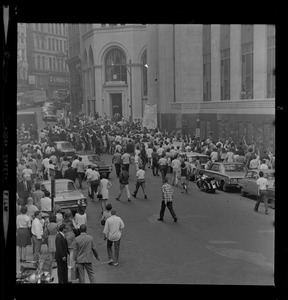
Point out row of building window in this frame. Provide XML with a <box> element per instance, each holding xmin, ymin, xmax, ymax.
<box><xmin>34</xmin><ymin>23</ymin><xmax>67</xmax><ymax>36</ymax></box>
<box><xmin>203</xmin><ymin>25</ymin><xmax>275</xmax><ymax>100</ymax></box>
<box><xmin>34</xmin><ymin>35</ymin><xmax>67</xmax><ymax>52</ymax></box>
<box><xmin>34</xmin><ymin>55</ymin><xmax>68</xmax><ymax>72</ymax></box>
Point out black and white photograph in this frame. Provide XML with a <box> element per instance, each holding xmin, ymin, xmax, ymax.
<box><xmin>2</xmin><ymin>3</ymin><xmax>287</xmax><ymax>299</ymax></box>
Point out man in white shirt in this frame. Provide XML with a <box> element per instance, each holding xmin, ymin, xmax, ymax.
<box><xmin>90</xmin><ymin>166</ymin><xmax>101</xmax><ymax>200</ymax></box>
<box><xmin>146</xmin><ymin>145</ymin><xmax>153</xmax><ymax>168</ymax></box>
<box><xmin>171</xmin><ymin>155</ymin><xmax>181</xmax><ymax>187</ymax></box>
<box><xmin>103</xmin><ymin>209</ymin><xmax>124</xmax><ymax>266</ymax></box>
<box><xmin>85</xmin><ymin>165</ymin><xmax>93</xmax><ymax>196</ymax></box>
<box><xmin>254</xmin><ymin>171</ymin><xmax>269</xmax><ymax>214</ymax></box>
<box><xmin>121</xmin><ymin>151</ymin><xmax>132</xmax><ymax>173</ymax></box>
<box><xmin>31</xmin><ymin>211</ymin><xmax>44</xmax><ymax>262</ymax></box>
<box><xmin>22</xmin><ymin>165</ymin><xmax>33</xmax><ymax>181</ymax></box>
<box><xmin>40</xmin><ymin>190</ymin><xmax>52</xmax><ymax>213</ymax></box>
<box><xmin>259</xmin><ymin>159</ymin><xmax>269</xmax><ymax>170</ymax></box>
<box><xmin>132</xmin><ymin>165</ymin><xmax>147</xmax><ymax>199</ymax></box>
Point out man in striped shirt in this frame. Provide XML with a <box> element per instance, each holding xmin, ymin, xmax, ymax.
<box><xmin>158</xmin><ymin>177</ymin><xmax>177</xmax><ymax>222</ymax></box>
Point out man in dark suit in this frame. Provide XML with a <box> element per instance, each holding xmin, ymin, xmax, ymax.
<box><xmin>63</xmin><ymin>163</ymin><xmax>76</xmax><ymax>182</ymax></box>
<box><xmin>55</xmin><ymin>223</ymin><xmax>69</xmax><ymax>283</ymax></box>
<box><xmin>17</xmin><ymin>176</ymin><xmax>32</xmax><ymax>205</ymax></box>
<box><xmin>54</xmin><ymin>166</ymin><xmax>63</xmax><ymax>179</ymax></box>
<box><xmin>74</xmin><ymin>224</ymin><xmax>100</xmax><ymax>283</ymax></box>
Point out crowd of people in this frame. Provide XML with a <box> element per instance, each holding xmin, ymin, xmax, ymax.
<box><xmin>16</xmin><ymin>111</ymin><xmax>275</xmax><ymax>283</ymax></box>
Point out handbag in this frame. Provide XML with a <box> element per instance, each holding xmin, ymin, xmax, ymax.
<box><xmin>97</xmin><ymin>193</ymin><xmax>103</xmax><ymax>199</ymax></box>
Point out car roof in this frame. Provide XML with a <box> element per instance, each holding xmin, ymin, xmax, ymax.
<box><xmin>180</xmin><ymin>152</ymin><xmax>208</xmax><ymax>157</ymax></box>
<box><xmin>249</xmin><ymin>169</ymin><xmax>274</xmax><ymax>173</ymax></box>
<box><xmin>40</xmin><ymin>179</ymin><xmax>73</xmax><ymax>184</ymax></box>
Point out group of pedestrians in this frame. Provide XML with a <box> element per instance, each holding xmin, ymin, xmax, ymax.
<box><xmin>17</xmin><ymin>109</ymin><xmax>275</xmax><ymax>283</ymax></box>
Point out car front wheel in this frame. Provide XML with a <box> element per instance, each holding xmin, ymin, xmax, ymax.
<box><xmin>222</xmin><ymin>181</ymin><xmax>229</xmax><ymax>192</ymax></box>
<box><xmin>240</xmin><ymin>188</ymin><xmax>247</xmax><ymax>197</ymax></box>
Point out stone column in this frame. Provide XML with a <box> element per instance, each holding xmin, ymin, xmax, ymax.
<box><xmin>230</xmin><ymin>25</ymin><xmax>242</xmax><ymax>100</ymax></box>
<box><xmin>253</xmin><ymin>25</ymin><xmax>267</xmax><ymax>99</ymax></box>
<box><xmin>211</xmin><ymin>25</ymin><xmax>221</xmax><ymax>101</ymax></box>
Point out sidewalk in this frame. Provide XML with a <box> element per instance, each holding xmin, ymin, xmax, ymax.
<box><xmin>16</xmin><ymin>243</ymin><xmax>79</xmax><ymax>284</ymax></box>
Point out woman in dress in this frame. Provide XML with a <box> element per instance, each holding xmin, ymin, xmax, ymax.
<box><xmin>16</xmin><ymin>205</ymin><xmax>32</xmax><ymax>263</ymax></box>
<box><xmin>62</xmin><ymin>209</ymin><xmax>76</xmax><ymax>268</ymax></box>
<box><xmin>98</xmin><ymin>173</ymin><xmax>112</xmax><ymax>214</ymax></box>
<box><xmin>46</xmin><ymin>214</ymin><xmax>58</xmax><ymax>272</ymax></box>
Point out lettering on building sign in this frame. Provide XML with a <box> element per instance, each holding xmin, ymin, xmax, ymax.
<box><xmin>49</xmin><ymin>76</ymin><xmax>69</xmax><ymax>84</ymax></box>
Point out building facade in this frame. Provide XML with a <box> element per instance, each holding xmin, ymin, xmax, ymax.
<box><xmin>147</xmin><ymin>24</ymin><xmax>275</xmax><ymax>152</ymax></box>
<box><xmin>17</xmin><ymin>23</ymin><xmax>29</xmax><ymax>93</ymax></box>
<box><xmin>79</xmin><ymin>24</ymin><xmax>148</xmax><ymax>120</ymax></box>
<box><xmin>26</xmin><ymin>23</ymin><xmax>70</xmax><ymax>99</ymax></box>
<box><xmin>67</xmin><ymin>24</ymin><xmax>83</xmax><ymax>114</ymax></box>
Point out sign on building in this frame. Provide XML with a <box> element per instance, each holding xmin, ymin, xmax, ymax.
<box><xmin>28</xmin><ymin>75</ymin><xmax>35</xmax><ymax>85</ymax></box>
<box><xmin>142</xmin><ymin>104</ymin><xmax>157</xmax><ymax>129</ymax></box>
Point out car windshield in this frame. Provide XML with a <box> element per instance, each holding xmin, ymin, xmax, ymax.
<box><xmin>87</xmin><ymin>155</ymin><xmax>101</xmax><ymax>162</ymax></box>
<box><xmin>264</xmin><ymin>172</ymin><xmax>275</xmax><ymax>180</ymax></box>
<box><xmin>60</xmin><ymin>142</ymin><xmax>73</xmax><ymax>149</ymax></box>
<box><xmin>224</xmin><ymin>164</ymin><xmax>247</xmax><ymax>172</ymax></box>
<box><xmin>42</xmin><ymin>181</ymin><xmax>76</xmax><ymax>193</ymax></box>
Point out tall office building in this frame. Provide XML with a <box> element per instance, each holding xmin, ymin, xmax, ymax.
<box><xmin>67</xmin><ymin>24</ymin><xmax>83</xmax><ymax>114</ymax></box>
<box><xmin>17</xmin><ymin>23</ymin><xmax>29</xmax><ymax>93</ymax></box>
<box><xmin>26</xmin><ymin>23</ymin><xmax>70</xmax><ymax>99</ymax></box>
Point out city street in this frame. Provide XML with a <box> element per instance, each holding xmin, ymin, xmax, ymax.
<box><xmin>16</xmin><ymin>107</ymin><xmax>275</xmax><ymax>285</ymax></box>
<box><xmin>80</xmin><ymin>156</ymin><xmax>275</xmax><ymax>285</ymax></box>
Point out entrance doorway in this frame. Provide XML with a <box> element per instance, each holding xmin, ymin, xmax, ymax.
<box><xmin>111</xmin><ymin>93</ymin><xmax>122</xmax><ymax>117</ymax></box>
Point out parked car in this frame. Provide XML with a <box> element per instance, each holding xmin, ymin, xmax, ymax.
<box><xmin>203</xmin><ymin>162</ymin><xmax>248</xmax><ymax>192</ymax></box>
<box><xmin>238</xmin><ymin>169</ymin><xmax>275</xmax><ymax>209</ymax></box>
<box><xmin>39</xmin><ymin>179</ymin><xmax>87</xmax><ymax>214</ymax></box>
<box><xmin>52</xmin><ymin>141</ymin><xmax>76</xmax><ymax>158</ymax></box>
<box><xmin>78</xmin><ymin>154</ymin><xmax>113</xmax><ymax>178</ymax></box>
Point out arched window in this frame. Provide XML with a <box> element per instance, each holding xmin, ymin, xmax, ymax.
<box><xmin>142</xmin><ymin>50</ymin><xmax>148</xmax><ymax>97</ymax></box>
<box><xmin>105</xmin><ymin>48</ymin><xmax>127</xmax><ymax>82</ymax></box>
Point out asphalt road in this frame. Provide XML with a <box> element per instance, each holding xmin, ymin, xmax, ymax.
<box><xmin>16</xmin><ymin>105</ymin><xmax>275</xmax><ymax>285</ymax></box>
<box><xmin>80</xmin><ymin>154</ymin><xmax>274</xmax><ymax>285</ymax></box>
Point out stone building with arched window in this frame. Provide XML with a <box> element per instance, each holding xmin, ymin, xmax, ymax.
<box><xmin>79</xmin><ymin>24</ymin><xmax>148</xmax><ymax>120</ymax></box>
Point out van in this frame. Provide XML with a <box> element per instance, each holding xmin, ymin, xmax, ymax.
<box><xmin>17</xmin><ymin>111</ymin><xmax>38</xmax><ymax>129</ymax></box>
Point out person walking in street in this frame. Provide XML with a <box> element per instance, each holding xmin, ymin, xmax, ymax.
<box><xmin>171</xmin><ymin>154</ymin><xmax>181</xmax><ymax>187</ymax></box>
<box><xmin>31</xmin><ymin>210</ymin><xmax>44</xmax><ymax>262</ymax></box>
<box><xmin>103</xmin><ymin>209</ymin><xmax>124</xmax><ymax>266</ymax></box>
<box><xmin>112</xmin><ymin>149</ymin><xmax>122</xmax><ymax>177</ymax></box>
<box><xmin>115</xmin><ymin>165</ymin><xmax>131</xmax><ymax>202</ymax></box>
<box><xmin>98</xmin><ymin>173</ymin><xmax>112</xmax><ymax>214</ymax></box>
<box><xmin>132</xmin><ymin>165</ymin><xmax>147</xmax><ymax>199</ymax></box>
<box><xmin>158</xmin><ymin>177</ymin><xmax>178</xmax><ymax>222</ymax></box>
<box><xmin>46</xmin><ymin>214</ymin><xmax>58</xmax><ymax>273</ymax></box>
<box><xmin>254</xmin><ymin>171</ymin><xmax>269</xmax><ymax>214</ymax></box>
<box><xmin>121</xmin><ymin>150</ymin><xmax>132</xmax><ymax>172</ymax></box>
<box><xmin>90</xmin><ymin>166</ymin><xmax>101</xmax><ymax>200</ymax></box>
<box><xmin>101</xmin><ymin>203</ymin><xmax>112</xmax><ymax>226</ymax></box>
<box><xmin>55</xmin><ymin>223</ymin><xmax>69</xmax><ymax>284</ymax></box>
<box><xmin>17</xmin><ymin>205</ymin><xmax>32</xmax><ymax>263</ymax></box>
<box><xmin>76</xmin><ymin>156</ymin><xmax>85</xmax><ymax>189</ymax></box>
<box><xmin>151</xmin><ymin>148</ymin><xmax>159</xmax><ymax>176</ymax></box>
<box><xmin>74</xmin><ymin>224</ymin><xmax>100</xmax><ymax>283</ymax></box>
<box><xmin>158</xmin><ymin>153</ymin><xmax>168</xmax><ymax>183</ymax></box>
